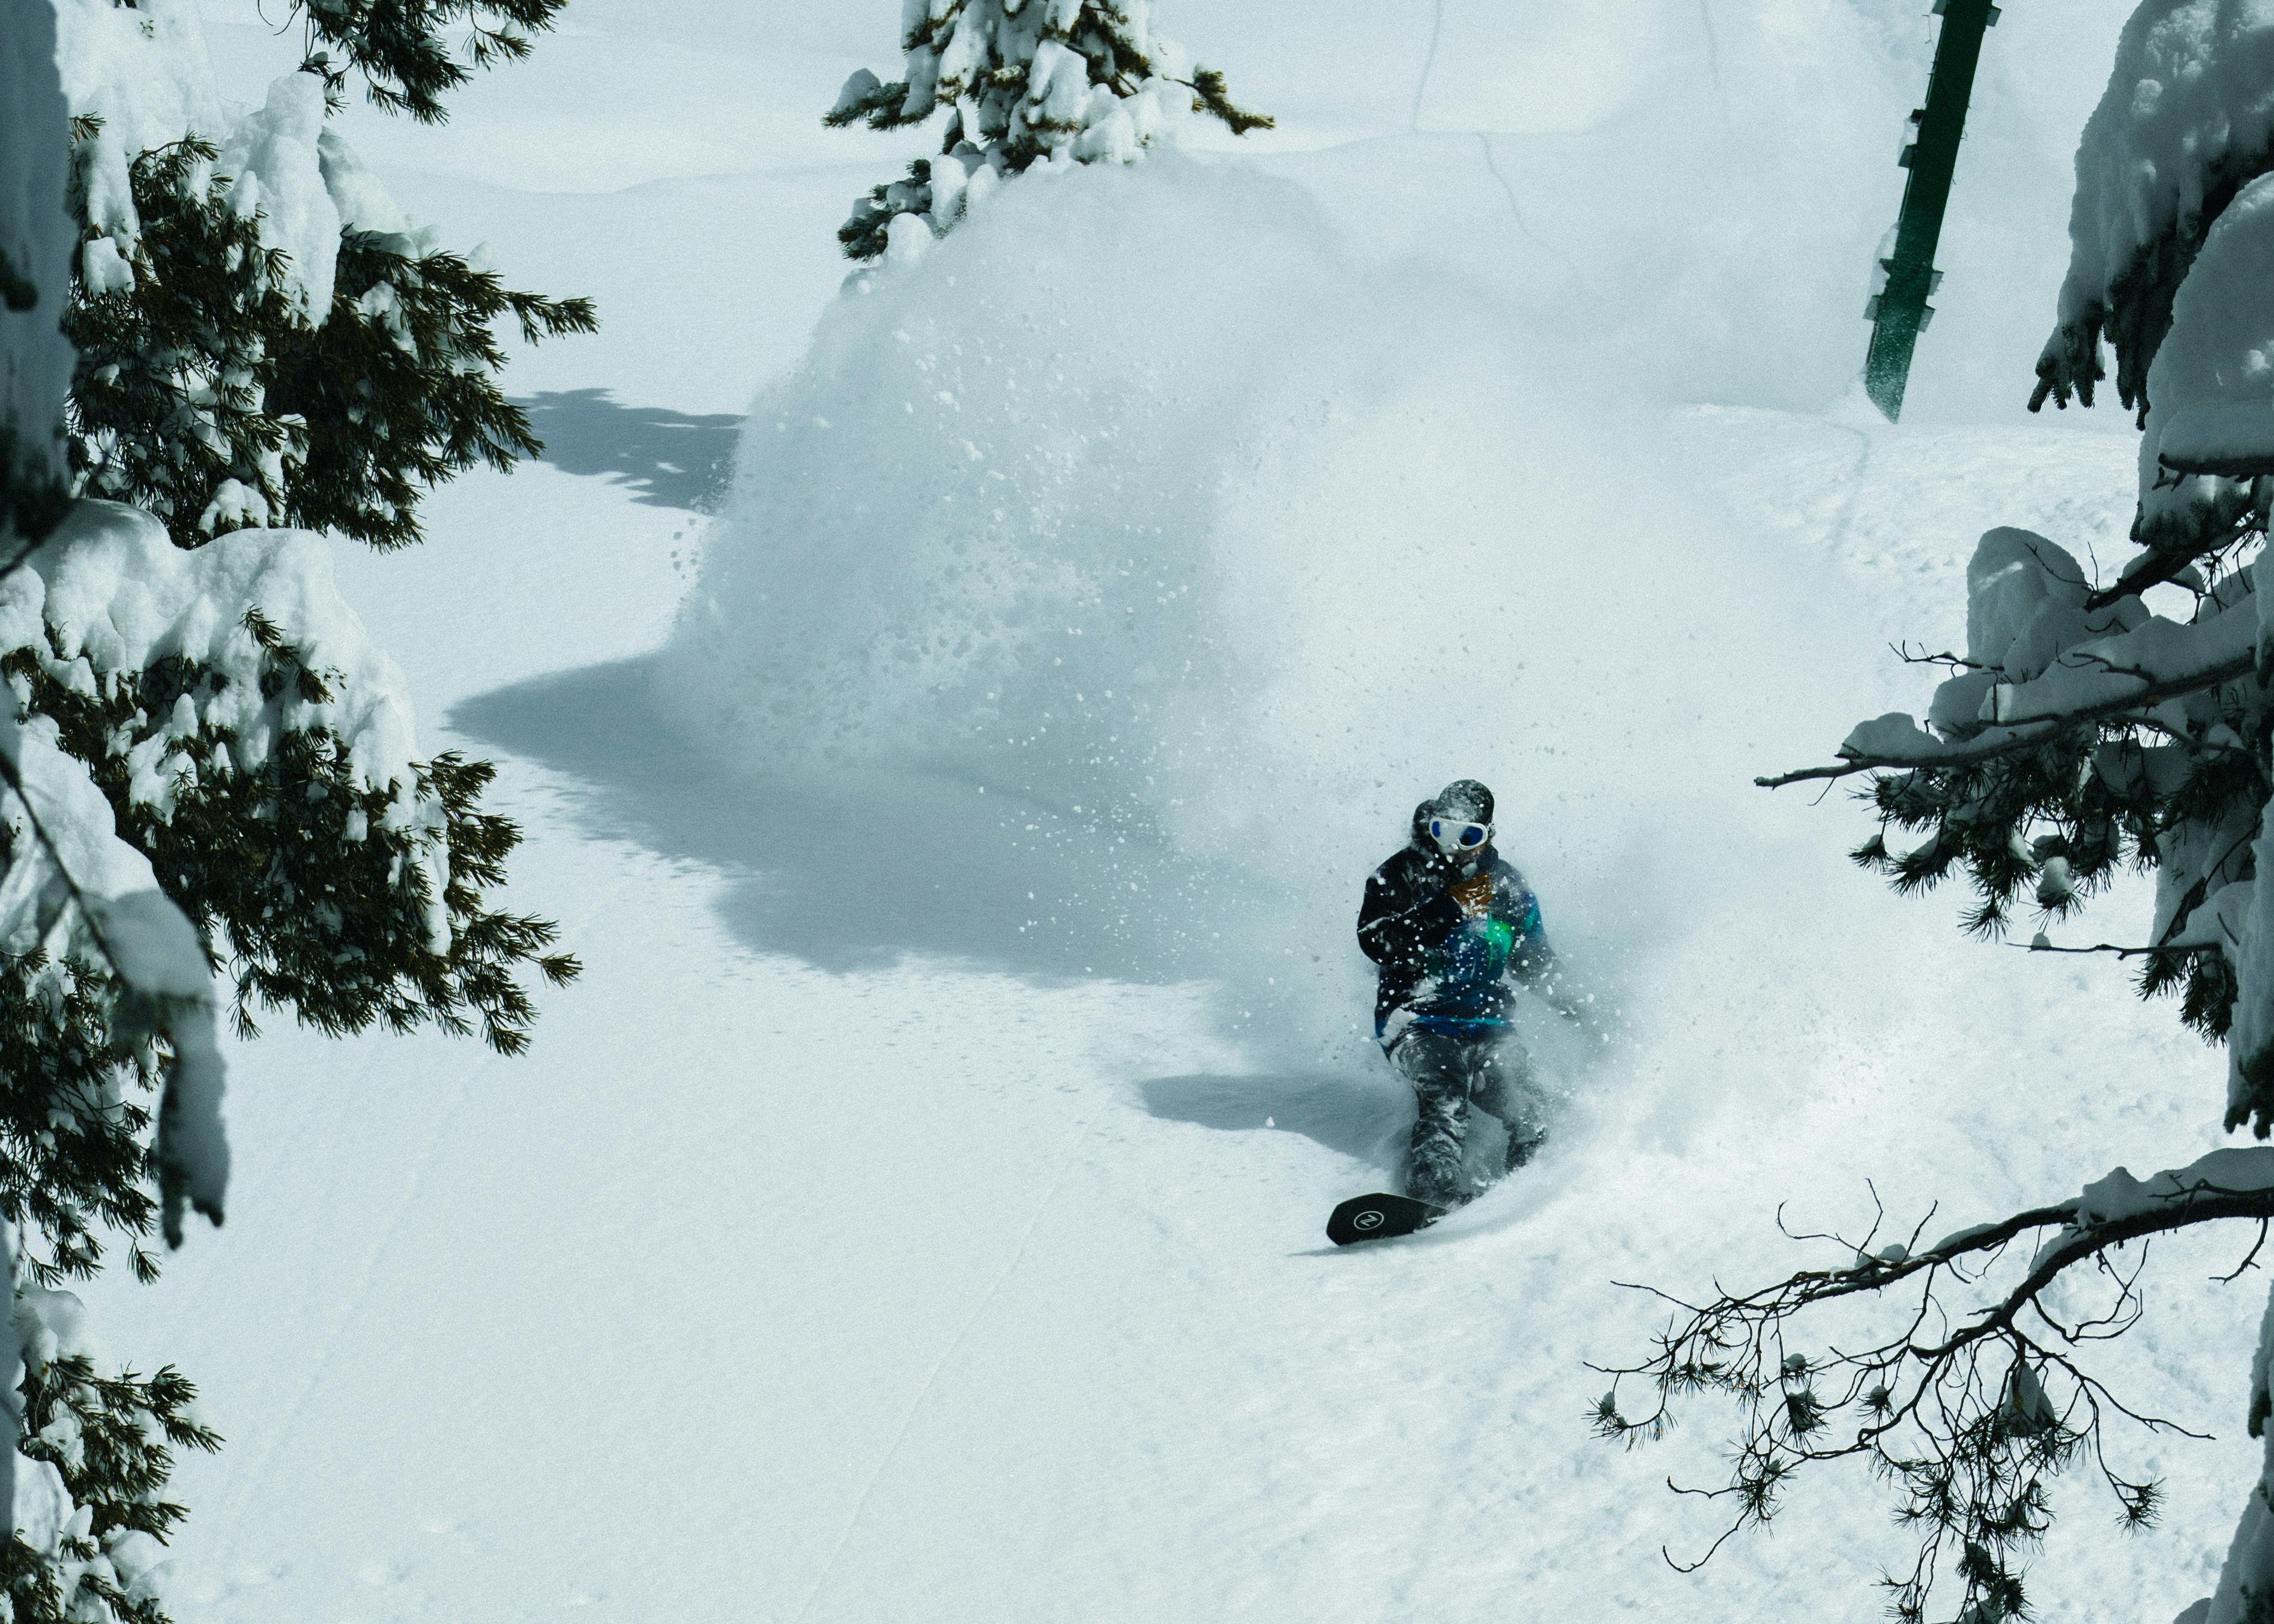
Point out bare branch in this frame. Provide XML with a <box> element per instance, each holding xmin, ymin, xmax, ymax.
<box><xmin>1596</xmin><ymin>1155</ymin><xmax>2274</xmax><ymax>1622</ymax></box>
<box><xmin>1892</xmin><ymin>643</ymin><xmax>1991</xmax><ymax>672</ymax></box>
<box><xmin>2212</xmin><ymin>1219</ymin><xmax>2270</xmax><ymax>1285</ymax></box>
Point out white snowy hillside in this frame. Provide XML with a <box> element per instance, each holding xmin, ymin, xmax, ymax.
<box><xmin>72</xmin><ymin>1</ymin><xmax>2271</xmax><ymax>1620</ymax></box>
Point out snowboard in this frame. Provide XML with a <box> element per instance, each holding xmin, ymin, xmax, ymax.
<box><xmin>1326</xmin><ymin>1192</ymin><xmax>1447</xmax><ymax>1247</ymax></box>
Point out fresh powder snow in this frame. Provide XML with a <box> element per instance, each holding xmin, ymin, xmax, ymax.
<box><xmin>53</xmin><ymin>2</ymin><xmax>2274</xmax><ymax>1622</ymax></box>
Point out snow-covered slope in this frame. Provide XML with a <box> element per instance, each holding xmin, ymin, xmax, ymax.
<box><xmin>77</xmin><ymin>2</ymin><xmax>2264</xmax><ymax>1620</ymax></box>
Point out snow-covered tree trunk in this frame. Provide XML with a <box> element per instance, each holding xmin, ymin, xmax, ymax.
<box><xmin>0</xmin><ymin>0</ymin><xmax>75</xmax><ymax>1541</ymax></box>
<box><xmin>4</xmin><ymin>0</ymin><xmax>76</xmax><ymax>561</ymax></box>
<box><xmin>3</xmin><ymin>8</ymin><xmax>237</xmax><ymax>1619</ymax></box>
<box><xmin>2199</xmin><ymin>1277</ymin><xmax>2274</xmax><ymax>1620</ymax></box>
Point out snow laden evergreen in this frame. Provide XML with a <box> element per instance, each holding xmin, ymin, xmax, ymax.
<box><xmin>825</xmin><ymin>0</ymin><xmax>1271</xmax><ymax>262</ymax></box>
<box><xmin>2</xmin><ymin>8</ymin><xmax>234</xmax><ymax>1624</ymax></box>
<box><xmin>2031</xmin><ymin>0</ymin><xmax>2274</xmax><ymax>427</ymax></box>
<box><xmin>40</xmin><ymin>0</ymin><xmax>587</xmax><ymax>1053</ymax></box>
<box><xmin>0</xmin><ymin>5</ymin><xmax>582</xmax><ymax>1624</ymax></box>
<box><xmin>1601</xmin><ymin>6</ymin><xmax>2274</xmax><ymax>1622</ymax></box>
<box><xmin>59</xmin><ymin>12</ymin><xmax>595</xmax><ymax>551</ymax></box>
<box><xmin>289</xmin><ymin>0</ymin><xmax>566</xmax><ymax>125</ymax></box>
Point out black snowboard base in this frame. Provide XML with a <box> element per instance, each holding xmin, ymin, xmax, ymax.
<box><xmin>1327</xmin><ymin>1192</ymin><xmax>1449</xmax><ymax>1247</ymax></box>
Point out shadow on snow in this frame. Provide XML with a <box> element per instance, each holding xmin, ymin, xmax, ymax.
<box><xmin>448</xmin><ymin>655</ymin><xmax>1286</xmax><ymax>990</ymax></box>
<box><xmin>514</xmin><ymin>389</ymin><xmax>743</xmax><ymax>513</ymax></box>
<box><xmin>1139</xmin><ymin>1070</ymin><xmax>1412</xmax><ymax>1171</ymax></box>
<box><xmin>451</xmin><ymin>654</ymin><xmax>1410</xmax><ymax>1169</ymax></box>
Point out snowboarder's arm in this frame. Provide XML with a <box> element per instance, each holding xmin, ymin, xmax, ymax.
<box><xmin>1507</xmin><ymin>915</ymin><xmax>1561</xmax><ymax>990</ymax></box>
<box><xmin>1501</xmin><ymin>889</ymin><xmax>1599</xmax><ymax>1029</ymax></box>
<box><xmin>1356</xmin><ymin>867</ymin><xmax>1464</xmax><ymax>966</ymax></box>
<box><xmin>1523</xmin><ymin>942</ymin><xmax>1610</xmax><ymax>1038</ymax></box>
<box><xmin>1517</xmin><ymin>937</ymin><xmax>1600</xmax><ymax>1030</ymax></box>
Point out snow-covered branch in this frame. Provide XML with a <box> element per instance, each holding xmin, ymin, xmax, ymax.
<box><xmin>2031</xmin><ymin>0</ymin><xmax>2274</xmax><ymax>421</ymax></box>
<box><xmin>0</xmin><ymin>717</ymin><xmax>226</xmax><ymax>1247</ymax></box>
<box><xmin>1763</xmin><ymin>518</ymin><xmax>2274</xmax><ymax>1108</ymax></box>
<box><xmin>1758</xmin><ymin>647</ymin><xmax>2257</xmax><ymax>787</ymax></box>
<box><xmin>2</xmin><ymin>13</ymin><xmax>241</xmax><ymax>1620</ymax></box>
<box><xmin>1762</xmin><ymin>530</ymin><xmax>2261</xmax><ymax>789</ymax></box>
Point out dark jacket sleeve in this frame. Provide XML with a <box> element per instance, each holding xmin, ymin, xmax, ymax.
<box><xmin>1357</xmin><ymin>858</ymin><xmax>1465</xmax><ymax>968</ymax></box>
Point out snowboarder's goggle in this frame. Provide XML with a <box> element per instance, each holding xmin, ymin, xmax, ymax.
<box><xmin>1428</xmin><ymin>817</ymin><xmax>1492</xmax><ymax>852</ymax></box>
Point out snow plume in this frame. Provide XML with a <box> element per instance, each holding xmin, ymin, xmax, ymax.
<box><xmin>670</xmin><ymin>155</ymin><xmax>1886</xmax><ymax>1106</ymax></box>
<box><xmin>673</xmin><ymin>160</ymin><xmax>1343</xmax><ymax>804</ymax></box>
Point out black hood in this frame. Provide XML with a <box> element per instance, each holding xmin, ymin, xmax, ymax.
<box><xmin>1434</xmin><ymin>779</ymin><xmax>1494</xmax><ymax>823</ymax></box>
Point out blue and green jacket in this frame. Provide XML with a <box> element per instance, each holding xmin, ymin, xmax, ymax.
<box><xmin>1356</xmin><ymin>818</ymin><xmax>1555</xmax><ymax>1048</ymax></box>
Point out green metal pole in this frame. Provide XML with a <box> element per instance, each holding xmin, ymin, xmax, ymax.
<box><xmin>1864</xmin><ymin>0</ymin><xmax>2000</xmax><ymax>422</ymax></box>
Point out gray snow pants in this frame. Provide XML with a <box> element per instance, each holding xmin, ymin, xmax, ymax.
<box><xmin>1392</xmin><ymin>1026</ymin><xmax>1549</xmax><ymax>1208</ymax></box>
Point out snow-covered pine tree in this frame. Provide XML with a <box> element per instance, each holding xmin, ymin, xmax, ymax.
<box><xmin>62</xmin><ymin>4</ymin><xmax>595</xmax><ymax>553</ymax></box>
<box><xmin>1598</xmin><ymin>7</ymin><xmax>2274</xmax><ymax>1622</ymax></box>
<box><xmin>41</xmin><ymin>1</ymin><xmax>587</xmax><ymax>1054</ymax></box>
<box><xmin>0</xmin><ymin>5</ymin><xmax>585</xmax><ymax>1623</ymax></box>
<box><xmin>4</xmin><ymin>8</ymin><xmax>235</xmax><ymax>1622</ymax></box>
<box><xmin>825</xmin><ymin>0</ymin><xmax>1271</xmax><ymax>261</ymax></box>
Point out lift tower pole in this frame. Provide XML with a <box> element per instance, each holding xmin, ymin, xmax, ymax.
<box><xmin>1864</xmin><ymin>0</ymin><xmax>2001</xmax><ymax>421</ymax></box>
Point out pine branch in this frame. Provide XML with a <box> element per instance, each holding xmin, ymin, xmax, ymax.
<box><xmin>1183</xmin><ymin>67</ymin><xmax>1275</xmax><ymax>135</ymax></box>
<box><xmin>293</xmin><ymin>0</ymin><xmax>567</xmax><ymax>124</ymax></box>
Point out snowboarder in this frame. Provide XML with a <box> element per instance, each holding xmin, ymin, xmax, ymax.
<box><xmin>1356</xmin><ymin>779</ymin><xmax>1582</xmax><ymax>1209</ymax></box>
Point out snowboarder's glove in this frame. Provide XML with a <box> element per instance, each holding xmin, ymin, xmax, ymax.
<box><xmin>1449</xmin><ymin>874</ymin><xmax>1493</xmax><ymax>918</ymax></box>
